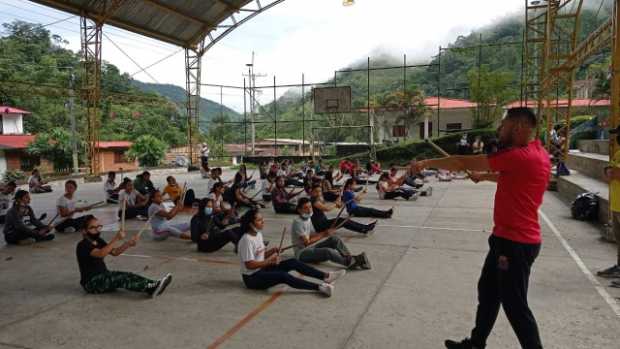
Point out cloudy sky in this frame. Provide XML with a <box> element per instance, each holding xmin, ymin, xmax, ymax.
<box><xmin>0</xmin><ymin>0</ymin><xmax>524</xmax><ymax>111</ymax></box>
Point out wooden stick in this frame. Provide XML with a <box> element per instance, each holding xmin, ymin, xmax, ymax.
<box><xmin>47</xmin><ymin>212</ymin><xmax>60</xmax><ymax>227</ymax></box>
<box><xmin>425</xmin><ymin>139</ymin><xmax>472</xmax><ymax>176</ymax></box>
<box><xmin>277</xmin><ymin>227</ymin><xmax>287</xmax><ymax>253</ymax></box>
<box><xmin>136</xmin><ymin>213</ymin><xmax>156</xmax><ymax>238</ymax></box>
<box><xmin>250</xmin><ymin>188</ymin><xmax>264</xmax><ymax>200</ymax></box>
<box><xmin>120</xmin><ymin>198</ymin><xmax>127</xmax><ymax>232</ymax></box>
<box><xmin>329</xmin><ymin>204</ymin><xmax>348</xmax><ymax>230</ymax></box>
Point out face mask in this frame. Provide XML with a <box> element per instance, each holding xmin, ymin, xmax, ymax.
<box><xmin>204</xmin><ymin>207</ymin><xmax>213</xmax><ymax>215</ymax></box>
<box><xmin>301</xmin><ymin>213</ymin><xmax>311</xmax><ymax>220</ymax></box>
<box><xmin>88</xmin><ymin>232</ymin><xmax>101</xmax><ymax>240</ymax></box>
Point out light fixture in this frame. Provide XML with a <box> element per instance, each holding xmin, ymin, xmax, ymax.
<box><xmin>343</xmin><ymin>0</ymin><xmax>355</xmax><ymax>6</ymax></box>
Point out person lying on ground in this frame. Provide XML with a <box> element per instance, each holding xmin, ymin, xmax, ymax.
<box><xmin>163</xmin><ymin>175</ymin><xmax>195</xmax><ymax>207</ymax></box>
<box><xmin>55</xmin><ymin>180</ymin><xmax>95</xmax><ymax>233</ymax></box>
<box><xmin>148</xmin><ymin>190</ymin><xmax>191</xmax><ymax>241</ymax></box>
<box><xmin>238</xmin><ymin>208</ymin><xmax>343</xmax><ymax>297</ymax></box>
<box><xmin>377</xmin><ymin>173</ymin><xmax>415</xmax><ymax>201</ymax></box>
<box><xmin>292</xmin><ymin>198</ymin><xmax>371</xmax><ymax>270</ymax></box>
<box><xmin>104</xmin><ymin>171</ymin><xmax>122</xmax><ymax>204</ymax></box>
<box><xmin>271</xmin><ymin>176</ymin><xmax>305</xmax><ymax>214</ymax></box>
<box><xmin>310</xmin><ymin>184</ymin><xmax>375</xmax><ymax>235</ymax></box>
<box><xmin>28</xmin><ymin>169</ymin><xmax>52</xmax><ymax>194</ymax></box>
<box><xmin>3</xmin><ymin>190</ymin><xmax>54</xmax><ymax>244</ymax></box>
<box><xmin>76</xmin><ymin>215</ymin><xmax>172</xmax><ymax>297</ymax></box>
<box><xmin>342</xmin><ymin>178</ymin><xmax>393</xmax><ymax>219</ymax></box>
<box><xmin>191</xmin><ymin>198</ymin><xmax>242</xmax><ymax>253</ymax></box>
<box><xmin>133</xmin><ymin>171</ymin><xmax>156</xmax><ymax>197</ymax></box>
<box><xmin>0</xmin><ymin>181</ymin><xmax>17</xmax><ymax>224</ymax></box>
<box><xmin>117</xmin><ymin>181</ymin><xmax>149</xmax><ymax>220</ymax></box>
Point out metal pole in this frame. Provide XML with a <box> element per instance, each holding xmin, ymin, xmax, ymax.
<box><xmin>274</xmin><ymin>75</ymin><xmax>277</xmax><ymax>157</ymax></box>
<box><xmin>437</xmin><ymin>46</ymin><xmax>442</xmax><ymax>138</ymax></box>
<box><xmin>302</xmin><ymin>73</ymin><xmax>305</xmax><ymax>157</ymax></box>
<box><xmin>367</xmin><ymin>57</ymin><xmax>372</xmax><ymax>160</ymax></box>
<box><xmin>68</xmin><ymin>72</ymin><xmax>79</xmax><ymax>174</ymax></box>
<box><xmin>404</xmin><ymin>53</ymin><xmax>407</xmax><ymax>140</ymax></box>
<box><xmin>243</xmin><ymin>78</ymin><xmax>247</xmax><ymax>157</ymax></box>
<box><xmin>477</xmin><ymin>33</ymin><xmax>482</xmax><ymax>126</ymax></box>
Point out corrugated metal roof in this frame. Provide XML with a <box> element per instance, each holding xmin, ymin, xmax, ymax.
<box><xmin>0</xmin><ymin>135</ymin><xmax>36</xmax><ymax>149</ymax></box>
<box><xmin>0</xmin><ymin>106</ymin><xmax>31</xmax><ymax>114</ymax></box>
<box><xmin>29</xmin><ymin>0</ymin><xmax>254</xmax><ymax>48</ymax></box>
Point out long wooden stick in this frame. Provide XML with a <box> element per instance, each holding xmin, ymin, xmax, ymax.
<box><xmin>329</xmin><ymin>204</ymin><xmax>348</xmax><ymax>230</ymax></box>
<box><xmin>277</xmin><ymin>227</ymin><xmax>287</xmax><ymax>253</ymax></box>
<box><xmin>425</xmin><ymin>139</ymin><xmax>472</xmax><ymax>176</ymax></box>
<box><xmin>47</xmin><ymin>212</ymin><xmax>60</xmax><ymax>227</ymax></box>
<box><xmin>120</xmin><ymin>198</ymin><xmax>127</xmax><ymax>232</ymax></box>
<box><xmin>136</xmin><ymin>213</ymin><xmax>157</xmax><ymax>238</ymax></box>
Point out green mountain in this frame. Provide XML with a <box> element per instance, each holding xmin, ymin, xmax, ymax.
<box><xmin>130</xmin><ymin>80</ymin><xmax>241</xmax><ymax>132</ymax></box>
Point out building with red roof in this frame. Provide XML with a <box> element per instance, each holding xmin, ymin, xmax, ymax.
<box><xmin>0</xmin><ymin>107</ymin><xmax>52</xmax><ymax>175</ymax></box>
<box><xmin>94</xmin><ymin>141</ymin><xmax>138</xmax><ymax>173</ymax></box>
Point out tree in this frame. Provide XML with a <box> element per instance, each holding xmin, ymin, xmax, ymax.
<box><xmin>127</xmin><ymin>135</ymin><xmax>167</xmax><ymax>167</ymax></box>
<box><xmin>468</xmin><ymin>66</ymin><xmax>517</xmax><ymax>128</ymax></box>
<box><xmin>27</xmin><ymin>127</ymin><xmax>78</xmax><ymax>170</ymax></box>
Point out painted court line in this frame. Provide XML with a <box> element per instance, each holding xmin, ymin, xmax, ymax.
<box><xmin>207</xmin><ymin>291</ymin><xmax>283</xmax><ymax>349</ymax></box>
<box><xmin>121</xmin><ymin>253</ymin><xmax>237</xmax><ymax>266</ymax></box>
<box><xmin>539</xmin><ymin>210</ymin><xmax>620</xmax><ymax>318</ymax></box>
<box><xmin>378</xmin><ymin>224</ymin><xmax>487</xmax><ymax>233</ymax></box>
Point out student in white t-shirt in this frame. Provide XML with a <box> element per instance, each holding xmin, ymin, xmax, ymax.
<box><xmin>237</xmin><ymin>209</ymin><xmax>340</xmax><ymax>297</ymax></box>
<box><xmin>103</xmin><ymin>171</ymin><xmax>121</xmax><ymax>203</ymax></box>
<box><xmin>118</xmin><ymin>181</ymin><xmax>148</xmax><ymax>220</ymax></box>
<box><xmin>147</xmin><ymin>190</ymin><xmax>190</xmax><ymax>241</ymax></box>
<box><xmin>55</xmin><ymin>180</ymin><xmax>93</xmax><ymax>233</ymax></box>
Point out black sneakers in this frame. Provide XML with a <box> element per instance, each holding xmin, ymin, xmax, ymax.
<box><xmin>597</xmin><ymin>265</ymin><xmax>620</xmax><ymax>279</ymax></box>
<box><xmin>445</xmin><ymin>338</ymin><xmax>481</xmax><ymax>349</ymax></box>
<box><xmin>151</xmin><ymin>273</ymin><xmax>173</xmax><ymax>299</ymax></box>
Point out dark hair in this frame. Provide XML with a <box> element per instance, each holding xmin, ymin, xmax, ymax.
<box><xmin>197</xmin><ymin>198</ymin><xmax>212</xmax><ymax>217</ymax></box>
<box><xmin>142</xmin><ymin>171</ymin><xmax>151</xmax><ymax>177</ymax></box>
<box><xmin>14</xmin><ymin>189</ymin><xmax>28</xmax><ymax>202</ymax></box>
<box><xmin>377</xmin><ymin>172</ymin><xmax>389</xmax><ymax>190</ymax></box>
<box><xmin>66</xmin><ymin>179</ymin><xmax>77</xmax><ymax>188</ymax></box>
<box><xmin>505</xmin><ymin>107</ymin><xmax>537</xmax><ymax>128</ymax></box>
<box><xmin>166</xmin><ymin>176</ymin><xmax>174</xmax><ymax>182</ymax></box>
<box><xmin>240</xmin><ymin>208</ymin><xmax>260</xmax><ymax>234</ymax></box>
<box><xmin>311</xmin><ymin>184</ymin><xmax>321</xmax><ymax>192</ymax></box>
<box><xmin>82</xmin><ymin>214</ymin><xmax>97</xmax><ymax>231</ymax></box>
<box><xmin>108</xmin><ymin>171</ymin><xmax>115</xmax><ymax>177</ymax></box>
<box><xmin>296</xmin><ymin>197</ymin><xmax>311</xmax><ymax>210</ymax></box>
<box><xmin>212</xmin><ymin>181</ymin><xmax>223</xmax><ymax>192</ymax></box>
<box><xmin>122</xmin><ymin>177</ymin><xmax>132</xmax><ymax>184</ymax></box>
<box><xmin>344</xmin><ymin>178</ymin><xmax>356</xmax><ymax>189</ymax></box>
<box><xmin>6</xmin><ymin>181</ymin><xmax>16</xmax><ymax>188</ymax></box>
<box><xmin>234</xmin><ymin>172</ymin><xmax>243</xmax><ymax>184</ymax></box>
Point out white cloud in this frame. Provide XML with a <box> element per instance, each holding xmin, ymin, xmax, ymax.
<box><xmin>1</xmin><ymin>0</ymin><xmax>524</xmax><ymax>111</ymax></box>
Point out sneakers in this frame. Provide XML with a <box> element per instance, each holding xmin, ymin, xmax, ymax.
<box><xmin>37</xmin><ymin>233</ymin><xmax>55</xmax><ymax>242</ymax></box>
<box><xmin>137</xmin><ymin>215</ymin><xmax>148</xmax><ymax>221</ymax></box>
<box><xmin>63</xmin><ymin>227</ymin><xmax>76</xmax><ymax>234</ymax></box>
<box><xmin>318</xmin><ymin>283</ymin><xmax>334</xmax><ymax>297</ymax></box>
<box><xmin>611</xmin><ymin>280</ymin><xmax>620</xmax><ymax>288</ymax></box>
<box><xmin>410</xmin><ymin>192</ymin><xmax>419</xmax><ymax>201</ymax></box>
<box><xmin>596</xmin><ymin>265</ymin><xmax>620</xmax><ymax>278</ymax></box>
<box><xmin>358</xmin><ymin>252</ymin><xmax>371</xmax><ymax>270</ymax></box>
<box><xmin>324</xmin><ymin>270</ymin><xmax>346</xmax><ymax>283</ymax></box>
<box><xmin>445</xmin><ymin>338</ymin><xmax>481</xmax><ymax>349</ymax></box>
<box><xmin>151</xmin><ymin>273</ymin><xmax>173</xmax><ymax>299</ymax></box>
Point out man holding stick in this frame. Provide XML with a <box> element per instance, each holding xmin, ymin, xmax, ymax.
<box><xmin>416</xmin><ymin>107</ymin><xmax>549</xmax><ymax>349</ymax></box>
<box><xmin>291</xmin><ymin>198</ymin><xmax>371</xmax><ymax>270</ymax></box>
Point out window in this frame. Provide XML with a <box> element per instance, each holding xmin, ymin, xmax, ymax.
<box><xmin>392</xmin><ymin>125</ymin><xmax>407</xmax><ymax>137</ymax></box>
<box><xmin>418</xmin><ymin>122</ymin><xmax>432</xmax><ymax>139</ymax></box>
<box><xmin>446</xmin><ymin>123</ymin><xmax>462</xmax><ymax>132</ymax></box>
<box><xmin>114</xmin><ymin>151</ymin><xmax>127</xmax><ymax>164</ymax></box>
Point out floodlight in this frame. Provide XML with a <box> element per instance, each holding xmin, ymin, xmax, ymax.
<box><xmin>343</xmin><ymin>0</ymin><xmax>355</xmax><ymax>6</ymax></box>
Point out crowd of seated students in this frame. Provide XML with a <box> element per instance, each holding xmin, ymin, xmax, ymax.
<box><xmin>0</xmin><ymin>157</ymin><xmax>438</xmax><ymax>299</ymax></box>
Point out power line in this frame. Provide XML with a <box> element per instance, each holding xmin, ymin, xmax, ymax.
<box><xmin>130</xmin><ymin>48</ymin><xmax>183</xmax><ymax>77</ymax></box>
<box><xmin>103</xmin><ymin>32</ymin><xmax>159</xmax><ymax>83</ymax></box>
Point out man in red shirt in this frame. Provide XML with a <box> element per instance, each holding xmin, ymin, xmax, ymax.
<box><xmin>416</xmin><ymin>107</ymin><xmax>549</xmax><ymax>349</ymax></box>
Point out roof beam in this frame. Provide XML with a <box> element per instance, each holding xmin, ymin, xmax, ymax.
<box><xmin>215</xmin><ymin>0</ymin><xmax>241</xmax><ymax>11</ymax></box>
<box><xmin>141</xmin><ymin>0</ymin><xmax>215</xmax><ymax>29</ymax></box>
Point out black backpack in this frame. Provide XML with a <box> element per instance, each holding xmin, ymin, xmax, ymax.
<box><xmin>571</xmin><ymin>192</ymin><xmax>599</xmax><ymax>221</ymax></box>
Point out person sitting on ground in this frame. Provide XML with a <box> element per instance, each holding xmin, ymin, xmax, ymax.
<box><xmin>472</xmin><ymin>135</ymin><xmax>485</xmax><ymax>155</ymax></box>
<box><xmin>237</xmin><ymin>208</ymin><xmax>341</xmax><ymax>297</ymax></box>
<box><xmin>238</xmin><ymin>164</ymin><xmax>256</xmax><ymax>189</ymax></box>
<box><xmin>206</xmin><ymin>168</ymin><xmax>220</xmax><ymax>194</ymax></box>
<box><xmin>403</xmin><ymin>160</ymin><xmax>425</xmax><ymax>188</ymax></box>
<box><xmin>225</xmin><ymin>173</ymin><xmax>264</xmax><ymax>210</ymax></box>
<box><xmin>104</xmin><ymin>171</ymin><xmax>122</xmax><ymax>204</ymax></box>
<box><xmin>191</xmin><ymin>198</ymin><xmax>242</xmax><ymax>253</ymax></box>
<box><xmin>342</xmin><ymin>178</ymin><xmax>393</xmax><ymax>218</ymax></box>
<box><xmin>292</xmin><ymin>198</ymin><xmax>371</xmax><ymax>270</ymax></box>
<box><xmin>309</xmin><ymin>184</ymin><xmax>376</xmax><ymax>235</ymax></box>
<box><xmin>3</xmin><ymin>190</ymin><xmax>55</xmax><ymax>244</ymax></box>
<box><xmin>133</xmin><ymin>171</ymin><xmax>155</xmax><ymax>197</ymax></box>
<box><xmin>261</xmin><ymin>173</ymin><xmax>276</xmax><ymax>202</ymax></box>
<box><xmin>55</xmin><ymin>180</ymin><xmax>94</xmax><ymax>233</ymax></box>
<box><xmin>163</xmin><ymin>176</ymin><xmax>195</xmax><ymax>207</ymax></box>
<box><xmin>28</xmin><ymin>169</ymin><xmax>52</xmax><ymax>193</ymax></box>
<box><xmin>272</xmin><ymin>176</ymin><xmax>304</xmax><ymax>214</ymax></box>
<box><xmin>0</xmin><ymin>181</ymin><xmax>17</xmax><ymax>224</ymax></box>
<box><xmin>320</xmin><ymin>173</ymin><xmax>341</xmax><ymax>202</ymax></box>
<box><xmin>148</xmin><ymin>190</ymin><xmax>191</xmax><ymax>241</ymax></box>
<box><xmin>377</xmin><ymin>172</ymin><xmax>415</xmax><ymax>201</ymax></box>
<box><xmin>118</xmin><ymin>181</ymin><xmax>149</xmax><ymax>220</ymax></box>
<box><xmin>209</xmin><ymin>182</ymin><xmax>239</xmax><ymax>226</ymax></box>
<box><xmin>76</xmin><ymin>214</ymin><xmax>172</xmax><ymax>297</ymax></box>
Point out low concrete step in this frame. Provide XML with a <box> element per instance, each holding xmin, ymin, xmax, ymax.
<box><xmin>566</xmin><ymin>150</ymin><xmax>608</xmax><ymax>182</ymax></box>
<box><xmin>556</xmin><ymin>169</ymin><xmax>615</xmax><ymax>242</ymax></box>
<box><xmin>577</xmin><ymin>139</ymin><xmax>608</xmax><ymax>156</ymax></box>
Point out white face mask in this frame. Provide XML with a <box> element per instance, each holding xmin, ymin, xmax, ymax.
<box><xmin>204</xmin><ymin>207</ymin><xmax>213</xmax><ymax>215</ymax></box>
<box><xmin>301</xmin><ymin>213</ymin><xmax>312</xmax><ymax>220</ymax></box>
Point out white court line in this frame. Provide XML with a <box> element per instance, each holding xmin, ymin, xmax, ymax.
<box><xmin>539</xmin><ymin>210</ymin><xmax>620</xmax><ymax>318</ymax></box>
<box><xmin>379</xmin><ymin>224</ymin><xmax>487</xmax><ymax>233</ymax></box>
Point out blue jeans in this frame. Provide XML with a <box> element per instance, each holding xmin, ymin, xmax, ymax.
<box><xmin>242</xmin><ymin>259</ymin><xmax>326</xmax><ymax>291</ymax></box>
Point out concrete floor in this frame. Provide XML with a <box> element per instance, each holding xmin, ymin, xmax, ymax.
<box><xmin>0</xmin><ymin>170</ymin><xmax>619</xmax><ymax>349</ymax></box>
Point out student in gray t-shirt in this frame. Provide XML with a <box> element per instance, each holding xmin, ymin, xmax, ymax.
<box><xmin>291</xmin><ymin>198</ymin><xmax>371</xmax><ymax>270</ymax></box>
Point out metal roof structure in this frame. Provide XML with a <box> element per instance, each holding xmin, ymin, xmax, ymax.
<box><xmin>29</xmin><ymin>0</ymin><xmax>281</xmax><ymax>50</ymax></box>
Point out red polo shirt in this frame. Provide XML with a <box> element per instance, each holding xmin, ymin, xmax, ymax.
<box><xmin>488</xmin><ymin>140</ymin><xmax>551</xmax><ymax>244</ymax></box>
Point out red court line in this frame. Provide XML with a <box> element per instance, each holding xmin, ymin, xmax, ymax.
<box><xmin>207</xmin><ymin>291</ymin><xmax>283</xmax><ymax>349</ymax></box>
